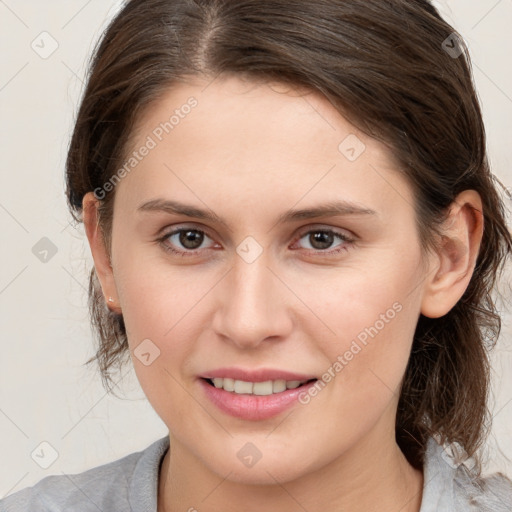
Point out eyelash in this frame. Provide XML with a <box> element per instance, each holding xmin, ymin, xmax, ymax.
<box><xmin>157</xmin><ymin>226</ymin><xmax>355</xmax><ymax>258</ymax></box>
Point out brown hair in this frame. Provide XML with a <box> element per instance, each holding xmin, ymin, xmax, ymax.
<box><xmin>66</xmin><ymin>0</ymin><xmax>512</xmax><ymax>470</ymax></box>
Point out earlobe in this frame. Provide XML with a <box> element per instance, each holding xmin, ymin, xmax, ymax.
<box><xmin>420</xmin><ymin>190</ymin><xmax>483</xmax><ymax>318</ymax></box>
<box><xmin>82</xmin><ymin>192</ymin><xmax>122</xmax><ymax>314</ymax></box>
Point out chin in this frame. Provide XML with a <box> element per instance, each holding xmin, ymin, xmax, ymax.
<box><xmin>202</xmin><ymin>442</ymin><xmax>318</xmax><ymax>486</ymax></box>
<box><xmin>219</xmin><ymin>462</ymin><xmax>305</xmax><ymax>486</ymax></box>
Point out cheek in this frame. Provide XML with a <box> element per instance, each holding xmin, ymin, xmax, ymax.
<box><xmin>113</xmin><ymin>239</ymin><xmax>188</xmax><ymax>326</ymax></box>
<box><xmin>292</xmin><ymin>278</ymin><xmax>420</xmax><ymax>456</ymax></box>
<box><xmin>299</xmin><ymin>256</ymin><xmax>423</xmax><ymax>400</ymax></box>
<box><xmin>113</xmin><ymin>257</ymin><xmax>204</xmax><ymax>417</ymax></box>
<box><xmin>112</xmin><ymin>249</ymin><xmax>219</xmax><ymax>367</ymax></box>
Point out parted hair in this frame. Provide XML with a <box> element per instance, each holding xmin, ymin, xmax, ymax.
<box><xmin>65</xmin><ymin>0</ymin><xmax>512</xmax><ymax>470</ymax></box>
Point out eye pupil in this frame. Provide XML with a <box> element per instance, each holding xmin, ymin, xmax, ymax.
<box><xmin>180</xmin><ymin>230</ymin><xmax>203</xmax><ymax>249</ymax></box>
<box><xmin>310</xmin><ymin>231</ymin><xmax>334</xmax><ymax>249</ymax></box>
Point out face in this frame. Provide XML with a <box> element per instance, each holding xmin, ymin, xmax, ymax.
<box><xmin>104</xmin><ymin>75</ymin><xmax>428</xmax><ymax>484</ymax></box>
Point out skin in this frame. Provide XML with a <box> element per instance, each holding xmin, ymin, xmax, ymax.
<box><xmin>83</xmin><ymin>75</ymin><xmax>483</xmax><ymax>512</ymax></box>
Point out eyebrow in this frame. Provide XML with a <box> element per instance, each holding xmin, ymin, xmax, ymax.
<box><xmin>137</xmin><ymin>198</ymin><xmax>377</xmax><ymax>230</ymax></box>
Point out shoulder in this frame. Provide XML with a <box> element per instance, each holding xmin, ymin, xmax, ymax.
<box><xmin>0</xmin><ymin>436</ymin><xmax>169</xmax><ymax>512</ymax></box>
<box><xmin>421</xmin><ymin>437</ymin><xmax>512</xmax><ymax>512</ymax></box>
<box><xmin>453</xmin><ymin>465</ymin><xmax>512</xmax><ymax>511</ymax></box>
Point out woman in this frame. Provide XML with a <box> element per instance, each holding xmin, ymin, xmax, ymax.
<box><xmin>2</xmin><ymin>0</ymin><xmax>511</xmax><ymax>510</ymax></box>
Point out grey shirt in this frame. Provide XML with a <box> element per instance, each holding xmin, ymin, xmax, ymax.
<box><xmin>1</xmin><ymin>436</ymin><xmax>511</xmax><ymax>511</ymax></box>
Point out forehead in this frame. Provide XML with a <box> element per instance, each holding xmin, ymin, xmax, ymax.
<box><xmin>116</xmin><ymin>75</ymin><xmax>414</xmax><ymax>221</ymax></box>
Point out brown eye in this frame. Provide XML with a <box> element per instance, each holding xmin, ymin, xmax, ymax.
<box><xmin>295</xmin><ymin>229</ymin><xmax>352</xmax><ymax>253</ymax></box>
<box><xmin>178</xmin><ymin>229</ymin><xmax>205</xmax><ymax>249</ymax></box>
<box><xmin>308</xmin><ymin>231</ymin><xmax>335</xmax><ymax>250</ymax></box>
<box><xmin>160</xmin><ymin>228</ymin><xmax>216</xmax><ymax>255</ymax></box>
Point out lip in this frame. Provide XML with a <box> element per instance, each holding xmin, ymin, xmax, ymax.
<box><xmin>198</xmin><ymin>368</ymin><xmax>318</xmax><ymax>421</ymax></box>
<box><xmin>200</xmin><ymin>367</ymin><xmax>317</xmax><ymax>382</ymax></box>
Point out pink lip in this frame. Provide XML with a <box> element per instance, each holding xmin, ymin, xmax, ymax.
<box><xmin>198</xmin><ymin>368</ymin><xmax>318</xmax><ymax>421</ymax></box>
<box><xmin>200</xmin><ymin>367</ymin><xmax>317</xmax><ymax>382</ymax></box>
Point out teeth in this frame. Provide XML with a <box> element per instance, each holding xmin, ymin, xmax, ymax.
<box><xmin>212</xmin><ymin>378</ymin><xmax>224</xmax><ymax>389</ymax></box>
<box><xmin>222</xmin><ymin>378</ymin><xmax>234</xmax><ymax>392</ymax></box>
<box><xmin>273</xmin><ymin>379</ymin><xmax>287</xmax><ymax>393</ymax></box>
<box><xmin>208</xmin><ymin>377</ymin><xmax>310</xmax><ymax>395</ymax></box>
<box><xmin>234</xmin><ymin>380</ymin><xmax>253</xmax><ymax>394</ymax></box>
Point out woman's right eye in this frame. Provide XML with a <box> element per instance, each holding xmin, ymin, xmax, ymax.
<box><xmin>159</xmin><ymin>228</ymin><xmax>217</xmax><ymax>256</ymax></box>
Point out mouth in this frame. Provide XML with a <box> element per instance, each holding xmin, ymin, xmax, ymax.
<box><xmin>199</xmin><ymin>376</ymin><xmax>319</xmax><ymax>420</ymax></box>
<box><xmin>201</xmin><ymin>377</ymin><xmax>318</xmax><ymax>395</ymax></box>
<box><xmin>198</xmin><ymin>367</ymin><xmax>319</xmax><ymax>420</ymax></box>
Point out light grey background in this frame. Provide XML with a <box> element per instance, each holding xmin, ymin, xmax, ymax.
<box><xmin>0</xmin><ymin>0</ymin><xmax>511</xmax><ymax>498</ymax></box>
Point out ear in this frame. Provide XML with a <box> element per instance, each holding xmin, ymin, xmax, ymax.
<box><xmin>420</xmin><ymin>190</ymin><xmax>484</xmax><ymax>318</ymax></box>
<box><xmin>82</xmin><ymin>192</ymin><xmax>122</xmax><ymax>314</ymax></box>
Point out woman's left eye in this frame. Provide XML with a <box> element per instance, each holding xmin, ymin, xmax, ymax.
<box><xmin>158</xmin><ymin>227</ymin><xmax>354</xmax><ymax>257</ymax></box>
<box><xmin>292</xmin><ymin>228</ymin><xmax>354</xmax><ymax>255</ymax></box>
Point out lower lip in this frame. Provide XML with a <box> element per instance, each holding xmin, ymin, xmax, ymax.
<box><xmin>199</xmin><ymin>378</ymin><xmax>317</xmax><ymax>421</ymax></box>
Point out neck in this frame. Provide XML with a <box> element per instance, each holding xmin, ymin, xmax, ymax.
<box><xmin>157</xmin><ymin>427</ymin><xmax>424</xmax><ymax>512</ymax></box>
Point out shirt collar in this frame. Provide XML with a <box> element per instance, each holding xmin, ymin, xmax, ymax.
<box><xmin>419</xmin><ymin>436</ymin><xmax>460</xmax><ymax>512</ymax></box>
<box><xmin>129</xmin><ymin>435</ymin><xmax>170</xmax><ymax>512</ymax></box>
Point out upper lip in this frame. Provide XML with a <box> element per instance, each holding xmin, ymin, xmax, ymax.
<box><xmin>200</xmin><ymin>367</ymin><xmax>318</xmax><ymax>382</ymax></box>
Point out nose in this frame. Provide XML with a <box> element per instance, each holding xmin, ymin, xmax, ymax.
<box><xmin>212</xmin><ymin>250</ymin><xmax>294</xmax><ymax>350</ymax></box>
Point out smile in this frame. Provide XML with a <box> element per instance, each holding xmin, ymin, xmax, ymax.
<box><xmin>205</xmin><ymin>377</ymin><xmax>316</xmax><ymax>395</ymax></box>
<box><xmin>199</xmin><ymin>376</ymin><xmax>318</xmax><ymax>421</ymax></box>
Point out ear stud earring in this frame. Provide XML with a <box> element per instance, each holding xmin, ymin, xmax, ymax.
<box><xmin>108</xmin><ymin>297</ymin><xmax>114</xmax><ymax>303</ymax></box>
